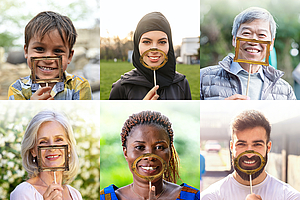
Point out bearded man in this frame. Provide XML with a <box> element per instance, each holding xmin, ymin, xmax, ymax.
<box><xmin>200</xmin><ymin>110</ymin><xmax>300</xmax><ymax>200</ymax></box>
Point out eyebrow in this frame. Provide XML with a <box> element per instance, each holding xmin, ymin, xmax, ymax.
<box><xmin>236</xmin><ymin>139</ymin><xmax>265</xmax><ymax>144</ymax></box>
<box><xmin>240</xmin><ymin>26</ymin><xmax>269</xmax><ymax>33</ymax></box>
<box><xmin>140</xmin><ymin>37</ymin><xmax>168</xmax><ymax>41</ymax></box>
<box><xmin>38</xmin><ymin>134</ymin><xmax>65</xmax><ymax>140</ymax></box>
<box><xmin>31</xmin><ymin>42</ymin><xmax>66</xmax><ymax>48</ymax></box>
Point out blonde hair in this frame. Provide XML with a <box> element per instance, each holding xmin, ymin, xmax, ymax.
<box><xmin>21</xmin><ymin>110</ymin><xmax>79</xmax><ymax>185</ymax></box>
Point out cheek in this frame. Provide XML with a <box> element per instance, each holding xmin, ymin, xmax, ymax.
<box><xmin>139</xmin><ymin>43</ymin><xmax>145</xmax><ymax>55</ymax></box>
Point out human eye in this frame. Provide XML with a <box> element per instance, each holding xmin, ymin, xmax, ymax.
<box><xmin>236</xmin><ymin>143</ymin><xmax>246</xmax><ymax>146</ymax></box>
<box><xmin>34</xmin><ymin>47</ymin><xmax>44</xmax><ymax>52</ymax></box>
<box><xmin>39</xmin><ymin>140</ymin><xmax>47</xmax><ymax>145</ymax></box>
<box><xmin>159</xmin><ymin>40</ymin><xmax>167</xmax><ymax>45</ymax></box>
<box><xmin>54</xmin><ymin>49</ymin><xmax>64</xmax><ymax>54</ymax></box>
<box><xmin>254</xmin><ymin>143</ymin><xmax>263</xmax><ymax>147</ymax></box>
<box><xmin>155</xmin><ymin>145</ymin><xmax>166</xmax><ymax>150</ymax></box>
<box><xmin>135</xmin><ymin>145</ymin><xmax>145</xmax><ymax>150</ymax></box>
<box><xmin>55</xmin><ymin>137</ymin><xmax>64</xmax><ymax>142</ymax></box>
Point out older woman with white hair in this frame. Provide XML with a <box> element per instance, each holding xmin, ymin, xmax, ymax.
<box><xmin>10</xmin><ymin>110</ymin><xmax>82</xmax><ymax>200</ymax></box>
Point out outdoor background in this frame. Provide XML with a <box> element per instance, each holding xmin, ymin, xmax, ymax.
<box><xmin>0</xmin><ymin>0</ymin><xmax>100</xmax><ymax>99</ymax></box>
<box><xmin>100</xmin><ymin>101</ymin><xmax>200</xmax><ymax>191</ymax></box>
<box><xmin>0</xmin><ymin>101</ymin><xmax>100</xmax><ymax>200</ymax></box>
<box><xmin>201</xmin><ymin>0</ymin><xmax>300</xmax><ymax>97</ymax></box>
<box><xmin>100</xmin><ymin>0</ymin><xmax>200</xmax><ymax>100</ymax></box>
<box><xmin>201</xmin><ymin>101</ymin><xmax>300</xmax><ymax>192</ymax></box>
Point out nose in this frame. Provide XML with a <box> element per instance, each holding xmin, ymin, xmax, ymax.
<box><xmin>142</xmin><ymin>156</ymin><xmax>157</xmax><ymax>162</ymax></box>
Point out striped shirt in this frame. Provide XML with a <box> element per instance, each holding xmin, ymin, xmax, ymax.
<box><xmin>8</xmin><ymin>72</ymin><xmax>92</xmax><ymax>100</ymax></box>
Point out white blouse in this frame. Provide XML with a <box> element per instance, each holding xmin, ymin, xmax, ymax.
<box><xmin>10</xmin><ymin>182</ymin><xmax>82</xmax><ymax>200</ymax></box>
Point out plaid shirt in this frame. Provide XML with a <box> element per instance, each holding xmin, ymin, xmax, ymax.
<box><xmin>8</xmin><ymin>72</ymin><xmax>92</xmax><ymax>100</ymax></box>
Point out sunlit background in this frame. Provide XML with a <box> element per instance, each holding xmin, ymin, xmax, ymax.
<box><xmin>0</xmin><ymin>101</ymin><xmax>100</xmax><ymax>199</ymax></box>
<box><xmin>201</xmin><ymin>0</ymin><xmax>300</xmax><ymax>99</ymax></box>
<box><xmin>0</xmin><ymin>0</ymin><xmax>100</xmax><ymax>99</ymax></box>
<box><xmin>200</xmin><ymin>101</ymin><xmax>300</xmax><ymax>192</ymax></box>
<box><xmin>100</xmin><ymin>101</ymin><xmax>200</xmax><ymax>190</ymax></box>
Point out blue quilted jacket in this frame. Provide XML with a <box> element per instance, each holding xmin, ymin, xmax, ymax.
<box><xmin>200</xmin><ymin>54</ymin><xmax>296</xmax><ymax>100</ymax></box>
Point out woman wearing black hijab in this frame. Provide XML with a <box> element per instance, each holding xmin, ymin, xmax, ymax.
<box><xmin>109</xmin><ymin>12</ymin><xmax>192</xmax><ymax>100</ymax></box>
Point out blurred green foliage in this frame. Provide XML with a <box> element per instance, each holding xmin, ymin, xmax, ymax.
<box><xmin>0</xmin><ymin>101</ymin><xmax>99</xmax><ymax>200</ymax></box>
<box><xmin>100</xmin><ymin>60</ymin><xmax>200</xmax><ymax>100</ymax></box>
<box><xmin>201</xmin><ymin>0</ymin><xmax>300</xmax><ymax>84</ymax></box>
<box><xmin>100</xmin><ymin>102</ymin><xmax>200</xmax><ymax>191</ymax></box>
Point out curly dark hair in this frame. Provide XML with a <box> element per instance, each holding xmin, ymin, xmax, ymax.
<box><xmin>121</xmin><ymin>110</ymin><xmax>180</xmax><ymax>183</ymax></box>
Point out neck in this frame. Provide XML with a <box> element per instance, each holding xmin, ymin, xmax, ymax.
<box><xmin>132</xmin><ymin>178</ymin><xmax>164</xmax><ymax>199</ymax></box>
<box><xmin>233</xmin><ymin>170</ymin><xmax>267</xmax><ymax>186</ymax></box>
<box><xmin>239</xmin><ymin>62</ymin><xmax>260</xmax><ymax>74</ymax></box>
<box><xmin>39</xmin><ymin>171</ymin><xmax>63</xmax><ymax>186</ymax></box>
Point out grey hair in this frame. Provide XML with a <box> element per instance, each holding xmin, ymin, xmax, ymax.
<box><xmin>232</xmin><ymin>7</ymin><xmax>277</xmax><ymax>40</ymax></box>
<box><xmin>21</xmin><ymin>110</ymin><xmax>79</xmax><ymax>185</ymax></box>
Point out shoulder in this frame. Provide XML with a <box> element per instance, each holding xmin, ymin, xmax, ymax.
<box><xmin>10</xmin><ymin>182</ymin><xmax>41</xmax><ymax>200</ymax></box>
<box><xmin>200</xmin><ymin>175</ymin><xmax>233</xmax><ymax>199</ymax></box>
<box><xmin>100</xmin><ymin>185</ymin><xmax>119</xmax><ymax>200</ymax></box>
<box><xmin>266</xmin><ymin>174</ymin><xmax>300</xmax><ymax>198</ymax></box>
<box><xmin>66</xmin><ymin>185</ymin><xmax>82</xmax><ymax>200</ymax></box>
<box><xmin>179</xmin><ymin>183</ymin><xmax>200</xmax><ymax>200</ymax></box>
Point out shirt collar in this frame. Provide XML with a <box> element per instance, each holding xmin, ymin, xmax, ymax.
<box><xmin>230</xmin><ymin>61</ymin><xmax>265</xmax><ymax>81</ymax></box>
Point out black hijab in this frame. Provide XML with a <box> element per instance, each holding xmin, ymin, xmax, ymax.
<box><xmin>132</xmin><ymin>12</ymin><xmax>176</xmax><ymax>88</ymax></box>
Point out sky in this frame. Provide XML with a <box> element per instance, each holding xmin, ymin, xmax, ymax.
<box><xmin>100</xmin><ymin>0</ymin><xmax>200</xmax><ymax>46</ymax></box>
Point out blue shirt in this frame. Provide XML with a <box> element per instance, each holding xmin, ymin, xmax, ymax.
<box><xmin>230</xmin><ymin>62</ymin><xmax>264</xmax><ymax>100</ymax></box>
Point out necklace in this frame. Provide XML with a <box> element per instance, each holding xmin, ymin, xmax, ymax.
<box><xmin>130</xmin><ymin>182</ymin><xmax>166</xmax><ymax>199</ymax></box>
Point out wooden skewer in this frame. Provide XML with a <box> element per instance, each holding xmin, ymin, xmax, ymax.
<box><xmin>246</xmin><ymin>64</ymin><xmax>252</xmax><ymax>97</ymax></box>
<box><xmin>54</xmin><ymin>171</ymin><xmax>56</xmax><ymax>184</ymax></box>
<box><xmin>250</xmin><ymin>174</ymin><xmax>253</xmax><ymax>194</ymax></box>
<box><xmin>153</xmin><ymin>70</ymin><xmax>157</xmax><ymax>94</ymax></box>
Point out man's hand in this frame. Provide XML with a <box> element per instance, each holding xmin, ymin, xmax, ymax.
<box><xmin>30</xmin><ymin>87</ymin><xmax>54</xmax><ymax>100</ymax></box>
<box><xmin>225</xmin><ymin>94</ymin><xmax>250</xmax><ymax>100</ymax></box>
<box><xmin>143</xmin><ymin>85</ymin><xmax>159</xmax><ymax>100</ymax></box>
<box><xmin>245</xmin><ymin>194</ymin><xmax>262</xmax><ymax>200</ymax></box>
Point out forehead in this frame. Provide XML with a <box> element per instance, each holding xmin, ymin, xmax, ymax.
<box><xmin>232</xmin><ymin>126</ymin><xmax>267</xmax><ymax>142</ymax></box>
<box><xmin>140</xmin><ymin>31</ymin><xmax>168</xmax><ymax>40</ymax></box>
<box><xmin>238</xmin><ymin>19</ymin><xmax>271</xmax><ymax>33</ymax></box>
<box><xmin>128</xmin><ymin>124</ymin><xmax>169</xmax><ymax>142</ymax></box>
<box><xmin>37</xmin><ymin>121</ymin><xmax>67</xmax><ymax>138</ymax></box>
<box><xmin>30</xmin><ymin>29</ymin><xmax>67</xmax><ymax>46</ymax></box>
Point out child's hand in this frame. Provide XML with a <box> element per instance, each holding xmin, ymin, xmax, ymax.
<box><xmin>143</xmin><ymin>85</ymin><xmax>159</xmax><ymax>100</ymax></box>
<box><xmin>30</xmin><ymin>87</ymin><xmax>54</xmax><ymax>100</ymax></box>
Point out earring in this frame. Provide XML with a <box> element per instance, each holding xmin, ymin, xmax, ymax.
<box><xmin>33</xmin><ymin>158</ymin><xmax>35</xmax><ymax>162</ymax></box>
<box><xmin>68</xmin><ymin>154</ymin><xmax>71</xmax><ymax>157</ymax></box>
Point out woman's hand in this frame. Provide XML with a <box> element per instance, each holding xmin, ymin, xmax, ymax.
<box><xmin>30</xmin><ymin>87</ymin><xmax>54</xmax><ymax>100</ymax></box>
<box><xmin>148</xmin><ymin>186</ymin><xmax>158</xmax><ymax>200</ymax></box>
<box><xmin>245</xmin><ymin>193</ymin><xmax>262</xmax><ymax>200</ymax></box>
<box><xmin>143</xmin><ymin>85</ymin><xmax>159</xmax><ymax>100</ymax></box>
<box><xmin>43</xmin><ymin>183</ymin><xmax>63</xmax><ymax>200</ymax></box>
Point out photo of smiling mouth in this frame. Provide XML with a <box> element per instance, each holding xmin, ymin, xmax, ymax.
<box><xmin>45</xmin><ymin>154</ymin><xmax>61</xmax><ymax>159</ymax></box>
<box><xmin>245</xmin><ymin>48</ymin><xmax>261</xmax><ymax>53</ymax></box>
<box><xmin>38</xmin><ymin>66</ymin><xmax>57</xmax><ymax>71</ymax></box>
<box><xmin>140</xmin><ymin>166</ymin><xmax>159</xmax><ymax>171</ymax></box>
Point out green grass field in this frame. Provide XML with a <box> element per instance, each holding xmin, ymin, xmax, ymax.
<box><xmin>100</xmin><ymin>60</ymin><xmax>200</xmax><ymax>100</ymax></box>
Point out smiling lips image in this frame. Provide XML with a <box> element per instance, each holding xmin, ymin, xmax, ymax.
<box><xmin>43</xmin><ymin>152</ymin><xmax>64</xmax><ymax>167</ymax></box>
<box><xmin>239</xmin><ymin>154</ymin><xmax>261</xmax><ymax>170</ymax></box>
<box><xmin>137</xmin><ymin>160</ymin><xmax>161</xmax><ymax>176</ymax></box>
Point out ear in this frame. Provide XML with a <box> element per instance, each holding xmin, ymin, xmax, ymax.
<box><xmin>267</xmin><ymin>141</ymin><xmax>272</xmax><ymax>153</ymax></box>
<box><xmin>270</xmin><ymin>38</ymin><xmax>275</xmax><ymax>51</ymax></box>
<box><xmin>230</xmin><ymin>140</ymin><xmax>233</xmax><ymax>152</ymax></box>
<box><xmin>24</xmin><ymin>45</ymin><xmax>28</xmax><ymax>59</ymax></box>
<box><xmin>30</xmin><ymin>148</ymin><xmax>37</xmax><ymax>158</ymax></box>
<box><xmin>67</xmin><ymin>50</ymin><xmax>74</xmax><ymax>64</ymax></box>
<box><xmin>123</xmin><ymin>146</ymin><xmax>128</xmax><ymax>161</ymax></box>
<box><xmin>232</xmin><ymin>36</ymin><xmax>236</xmax><ymax>47</ymax></box>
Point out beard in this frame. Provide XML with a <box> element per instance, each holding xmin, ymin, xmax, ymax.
<box><xmin>233</xmin><ymin>151</ymin><xmax>268</xmax><ymax>181</ymax></box>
